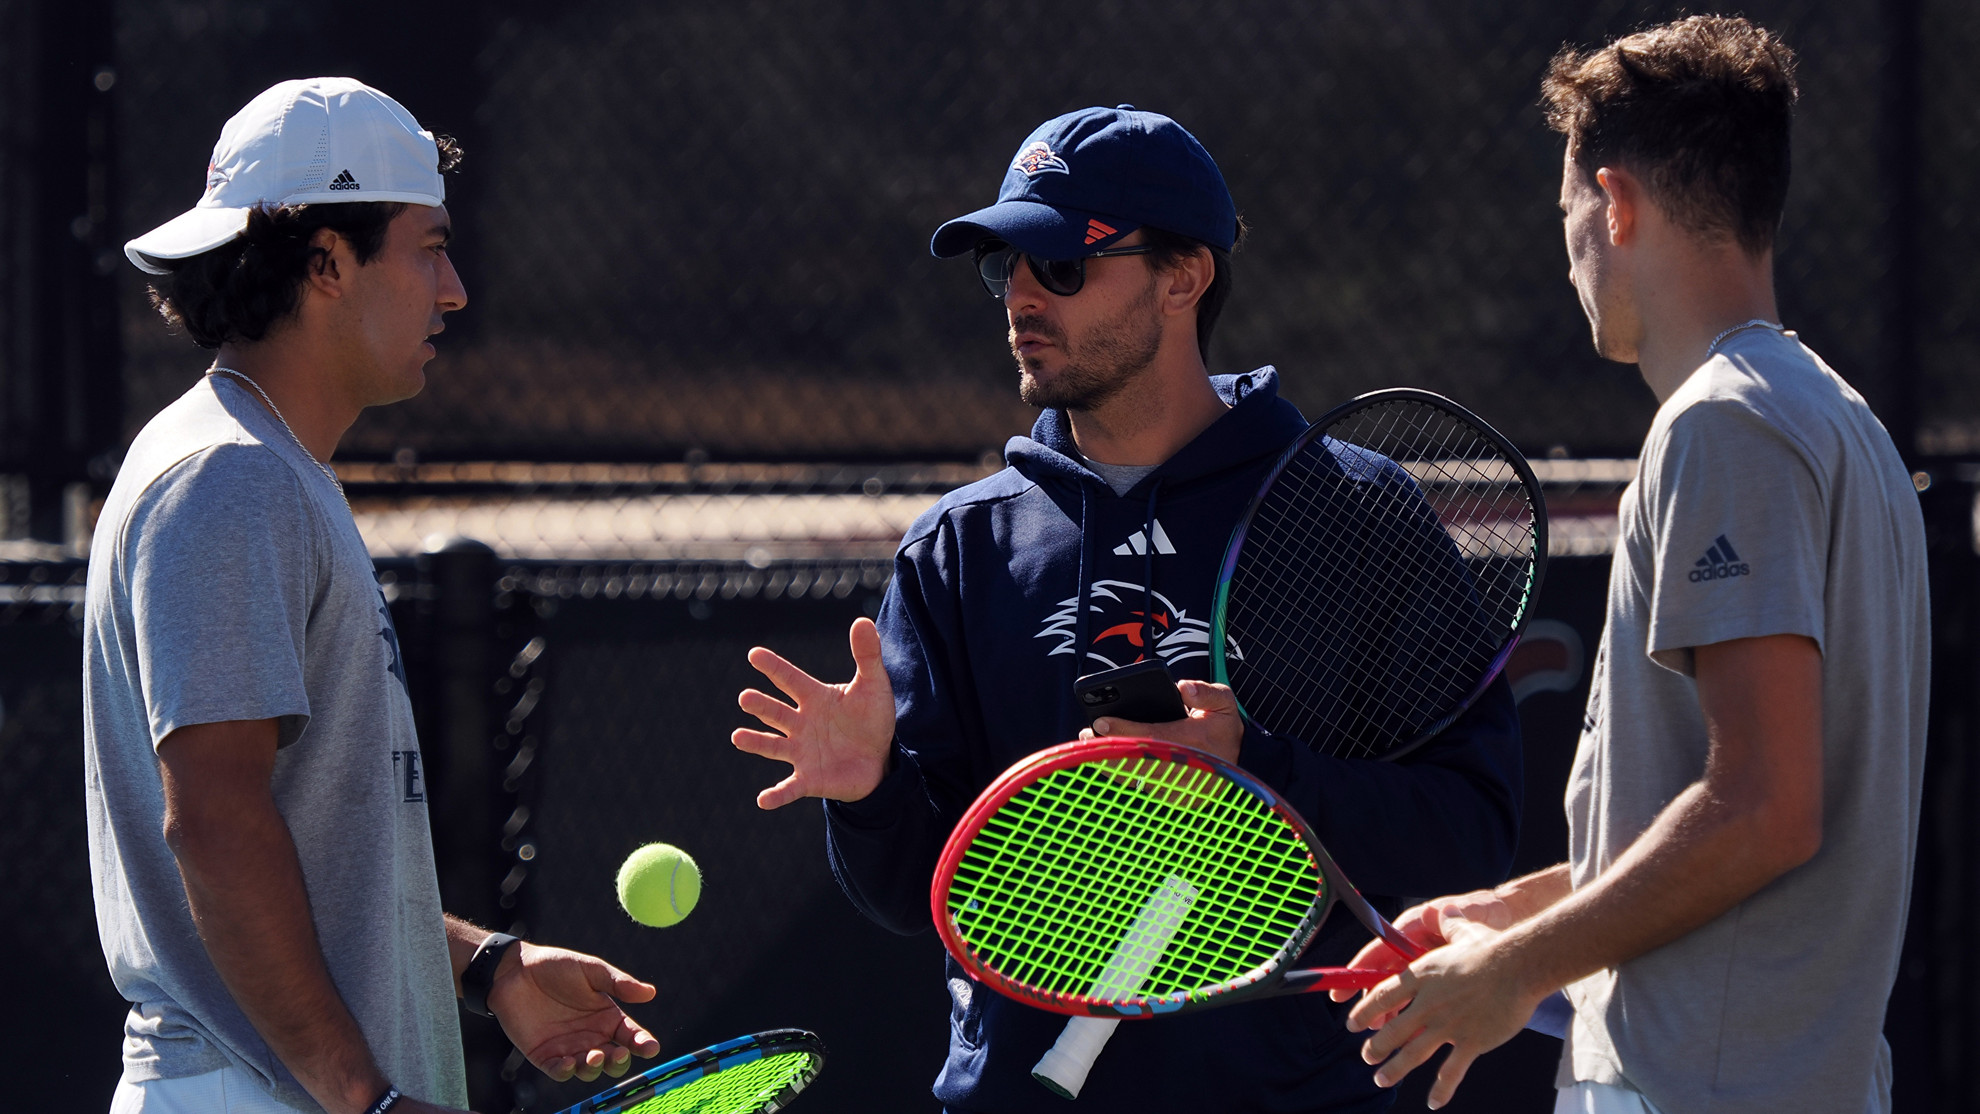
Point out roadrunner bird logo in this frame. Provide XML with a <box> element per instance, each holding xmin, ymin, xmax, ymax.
<box><xmin>1012</xmin><ymin>141</ymin><xmax>1070</xmax><ymax>177</ymax></box>
<box><xmin>1037</xmin><ymin>580</ymin><xmax>1216</xmax><ymax>670</ymax></box>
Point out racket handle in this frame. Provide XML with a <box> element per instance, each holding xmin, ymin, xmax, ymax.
<box><xmin>1032</xmin><ymin>1015</ymin><xmax>1121</xmax><ymax>1099</ymax></box>
<box><xmin>1280</xmin><ymin>966</ymin><xmax>1402</xmax><ymax>994</ymax></box>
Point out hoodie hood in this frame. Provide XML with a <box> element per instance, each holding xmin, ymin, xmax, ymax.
<box><xmin>1004</xmin><ymin>367</ymin><xmax>1309</xmax><ymax>495</ymax></box>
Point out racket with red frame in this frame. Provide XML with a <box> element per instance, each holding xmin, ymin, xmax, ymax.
<box><xmin>931</xmin><ymin>737</ymin><xmax>1426</xmax><ymax>1097</ymax></box>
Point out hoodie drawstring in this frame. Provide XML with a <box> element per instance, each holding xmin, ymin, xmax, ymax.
<box><xmin>1141</xmin><ymin>479</ymin><xmax>1163</xmax><ymax>664</ymax></box>
<box><xmin>1071</xmin><ymin>482</ymin><xmax>1095</xmax><ymax>680</ymax></box>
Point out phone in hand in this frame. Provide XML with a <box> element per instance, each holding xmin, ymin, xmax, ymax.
<box><xmin>1073</xmin><ymin>660</ymin><xmax>1188</xmax><ymax>727</ymax></box>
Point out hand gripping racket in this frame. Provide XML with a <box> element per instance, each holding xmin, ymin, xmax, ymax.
<box><xmin>1212</xmin><ymin>387</ymin><xmax>1547</xmax><ymax>759</ymax></box>
<box><xmin>551</xmin><ymin>1029</ymin><xmax>825</xmax><ymax>1114</ymax></box>
<box><xmin>931</xmin><ymin>737</ymin><xmax>1427</xmax><ymax>1098</ymax></box>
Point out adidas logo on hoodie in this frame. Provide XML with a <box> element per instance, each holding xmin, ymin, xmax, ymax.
<box><xmin>1687</xmin><ymin>534</ymin><xmax>1750</xmax><ymax>582</ymax></box>
<box><xmin>1113</xmin><ymin>520</ymin><xmax>1176</xmax><ymax>556</ymax></box>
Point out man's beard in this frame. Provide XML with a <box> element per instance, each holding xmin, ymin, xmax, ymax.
<box><xmin>1013</xmin><ymin>282</ymin><xmax>1163</xmax><ymax>411</ymax></box>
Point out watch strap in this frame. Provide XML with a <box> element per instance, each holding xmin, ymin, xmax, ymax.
<box><xmin>461</xmin><ymin>932</ymin><xmax>521</xmax><ymax>1018</ymax></box>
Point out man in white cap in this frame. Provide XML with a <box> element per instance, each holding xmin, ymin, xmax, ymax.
<box><xmin>90</xmin><ymin>78</ymin><xmax>660</xmax><ymax>1114</ymax></box>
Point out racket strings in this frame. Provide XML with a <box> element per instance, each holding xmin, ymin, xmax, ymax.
<box><xmin>947</xmin><ymin>756</ymin><xmax>1319</xmax><ymax>1003</ymax></box>
<box><xmin>618</xmin><ymin>1049</ymin><xmax>820</xmax><ymax>1114</ymax></box>
<box><xmin>958</xmin><ymin>764</ymin><xmax>1257</xmax><ymax>996</ymax></box>
<box><xmin>1222</xmin><ymin>400</ymin><xmax>1538</xmax><ymax>758</ymax></box>
<box><xmin>1234</xmin><ymin>463</ymin><xmax>1485</xmax><ymax>753</ymax></box>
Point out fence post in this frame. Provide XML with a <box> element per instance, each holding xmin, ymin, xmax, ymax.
<box><xmin>421</xmin><ymin>536</ymin><xmax>502</xmax><ymax>926</ymax></box>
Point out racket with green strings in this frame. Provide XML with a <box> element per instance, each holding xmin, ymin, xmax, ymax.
<box><xmin>551</xmin><ymin>1029</ymin><xmax>825</xmax><ymax>1114</ymax></box>
<box><xmin>930</xmin><ymin>737</ymin><xmax>1424</xmax><ymax>1098</ymax></box>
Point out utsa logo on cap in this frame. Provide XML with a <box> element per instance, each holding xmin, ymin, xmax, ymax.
<box><xmin>1012</xmin><ymin>141</ymin><xmax>1070</xmax><ymax>177</ymax></box>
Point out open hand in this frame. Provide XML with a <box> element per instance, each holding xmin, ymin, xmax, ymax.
<box><xmin>1078</xmin><ymin>678</ymin><xmax>1243</xmax><ymax>764</ymax></box>
<box><xmin>733</xmin><ymin>617</ymin><xmax>897</xmax><ymax>808</ymax></box>
<box><xmin>487</xmin><ymin>942</ymin><xmax>660</xmax><ymax>1083</ymax></box>
<box><xmin>1345</xmin><ymin>914</ymin><xmax>1543</xmax><ymax>1110</ymax></box>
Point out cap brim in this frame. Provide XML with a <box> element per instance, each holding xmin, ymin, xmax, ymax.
<box><xmin>124</xmin><ymin>206</ymin><xmax>254</xmax><ymax>274</ymax></box>
<box><xmin>930</xmin><ymin>199</ymin><xmax>1135</xmax><ymax>259</ymax></box>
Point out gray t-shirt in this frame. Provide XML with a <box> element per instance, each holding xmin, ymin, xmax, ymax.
<box><xmin>84</xmin><ymin>375</ymin><xmax>466</xmax><ymax>1110</ymax></box>
<box><xmin>1561</xmin><ymin>331</ymin><xmax>1928</xmax><ymax>1113</ymax></box>
<box><xmin>1083</xmin><ymin>457</ymin><xmax>1160</xmax><ymax>496</ymax></box>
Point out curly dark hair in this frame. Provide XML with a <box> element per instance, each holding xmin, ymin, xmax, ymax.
<box><xmin>1542</xmin><ymin>16</ymin><xmax>1797</xmax><ymax>256</ymax></box>
<box><xmin>1139</xmin><ymin>213</ymin><xmax>1248</xmax><ymax>362</ymax></box>
<box><xmin>148</xmin><ymin>134</ymin><xmax>463</xmax><ymax>348</ymax></box>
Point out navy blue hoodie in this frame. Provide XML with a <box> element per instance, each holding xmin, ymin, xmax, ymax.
<box><xmin>825</xmin><ymin>368</ymin><xmax>1521</xmax><ymax>1113</ymax></box>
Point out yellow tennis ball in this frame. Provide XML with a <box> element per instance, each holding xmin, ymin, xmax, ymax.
<box><xmin>616</xmin><ymin>843</ymin><xmax>701</xmax><ymax>928</ymax></box>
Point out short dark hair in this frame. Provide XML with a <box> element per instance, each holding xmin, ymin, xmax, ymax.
<box><xmin>1141</xmin><ymin>213</ymin><xmax>1248</xmax><ymax>361</ymax></box>
<box><xmin>149</xmin><ymin>134</ymin><xmax>463</xmax><ymax>348</ymax></box>
<box><xmin>1541</xmin><ymin>16</ymin><xmax>1797</xmax><ymax>255</ymax></box>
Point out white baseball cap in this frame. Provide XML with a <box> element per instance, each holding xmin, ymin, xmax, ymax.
<box><xmin>125</xmin><ymin>77</ymin><xmax>446</xmax><ymax>275</ymax></box>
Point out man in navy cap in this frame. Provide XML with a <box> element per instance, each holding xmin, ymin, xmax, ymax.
<box><xmin>733</xmin><ymin>107</ymin><xmax>1521</xmax><ymax>1111</ymax></box>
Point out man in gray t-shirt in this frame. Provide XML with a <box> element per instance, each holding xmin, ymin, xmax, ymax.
<box><xmin>92</xmin><ymin>79</ymin><xmax>662</xmax><ymax>1114</ymax></box>
<box><xmin>1338</xmin><ymin>19</ymin><xmax>1926</xmax><ymax>1114</ymax></box>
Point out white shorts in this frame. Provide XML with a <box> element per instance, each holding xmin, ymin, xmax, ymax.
<box><xmin>110</xmin><ymin>1066</ymin><xmax>302</xmax><ymax>1113</ymax></box>
<box><xmin>1555</xmin><ymin>1080</ymin><xmax>1666</xmax><ymax>1114</ymax></box>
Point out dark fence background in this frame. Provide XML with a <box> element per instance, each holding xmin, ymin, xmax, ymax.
<box><xmin>2</xmin><ymin>0</ymin><xmax>1977</xmax><ymax>1112</ymax></box>
<box><xmin>0</xmin><ymin>0</ymin><xmax>1975</xmax><ymax>521</ymax></box>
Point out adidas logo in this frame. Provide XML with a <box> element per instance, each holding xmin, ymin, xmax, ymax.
<box><xmin>1687</xmin><ymin>534</ymin><xmax>1750</xmax><ymax>582</ymax></box>
<box><xmin>1113</xmin><ymin>519</ymin><xmax>1176</xmax><ymax>556</ymax></box>
<box><xmin>327</xmin><ymin>169</ymin><xmax>361</xmax><ymax>191</ymax></box>
<box><xmin>1084</xmin><ymin>218</ymin><xmax>1118</xmax><ymax>246</ymax></box>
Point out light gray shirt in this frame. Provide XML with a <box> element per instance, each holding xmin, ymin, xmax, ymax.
<box><xmin>84</xmin><ymin>375</ymin><xmax>466</xmax><ymax>1110</ymax></box>
<box><xmin>1083</xmin><ymin>457</ymin><xmax>1159</xmax><ymax>497</ymax></box>
<box><xmin>1561</xmin><ymin>330</ymin><xmax>1928</xmax><ymax>1113</ymax></box>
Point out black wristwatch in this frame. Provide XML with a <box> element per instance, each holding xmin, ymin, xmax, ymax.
<box><xmin>461</xmin><ymin>932</ymin><xmax>521</xmax><ymax>1018</ymax></box>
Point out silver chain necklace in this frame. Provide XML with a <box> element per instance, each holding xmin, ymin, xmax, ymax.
<box><xmin>1705</xmin><ymin>318</ymin><xmax>1793</xmax><ymax>357</ymax></box>
<box><xmin>207</xmin><ymin>367</ymin><xmax>347</xmax><ymax>503</ymax></box>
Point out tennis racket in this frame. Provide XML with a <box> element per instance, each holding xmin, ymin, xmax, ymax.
<box><xmin>1212</xmin><ymin>387</ymin><xmax>1546</xmax><ymax>759</ymax></box>
<box><xmin>551</xmin><ymin>1029</ymin><xmax>826</xmax><ymax>1114</ymax></box>
<box><xmin>1033</xmin><ymin>389</ymin><xmax>1550</xmax><ymax>1093</ymax></box>
<box><xmin>932</xmin><ymin>737</ymin><xmax>1426</xmax><ymax>1098</ymax></box>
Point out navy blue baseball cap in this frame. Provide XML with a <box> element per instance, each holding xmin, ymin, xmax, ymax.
<box><xmin>930</xmin><ymin>105</ymin><xmax>1237</xmax><ymax>260</ymax></box>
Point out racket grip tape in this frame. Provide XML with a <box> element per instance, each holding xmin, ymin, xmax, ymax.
<box><xmin>1032</xmin><ymin>1016</ymin><xmax>1121</xmax><ymax>1099</ymax></box>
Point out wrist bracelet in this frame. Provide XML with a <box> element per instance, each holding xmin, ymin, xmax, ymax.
<box><xmin>362</xmin><ymin>1085</ymin><xmax>402</xmax><ymax>1114</ymax></box>
<box><xmin>461</xmin><ymin>931</ymin><xmax>521</xmax><ymax>1018</ymax></box>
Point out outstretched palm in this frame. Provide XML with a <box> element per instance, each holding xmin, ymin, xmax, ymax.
<box><xmin>488</xmin><ymin>943</ymin><xmax>659</xmax><ymax>1084</ymax></box>
<box><xmin>733</xmin><ymin>617</ymin><xmax>897</xmax><ymax>809</ymax></box>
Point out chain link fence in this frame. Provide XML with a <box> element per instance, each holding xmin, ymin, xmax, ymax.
<box><xmin>88</xmin><ymin>0</ymin><xmax>1972</xmax><ymax>477</ymax></box>
<box><xmin>5</xmin><ymin>2</ymin><xmax>1980</xmax><ymax>1111</ymax></box>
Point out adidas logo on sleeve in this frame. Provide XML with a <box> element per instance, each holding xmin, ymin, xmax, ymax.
<box><xmin>1687</xmin><ymin>534</ymin><xmax>1750</xmax><ymax>582</ymax></box>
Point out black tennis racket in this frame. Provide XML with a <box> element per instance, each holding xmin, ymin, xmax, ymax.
<box><xmin>1211</xmin><ymin>387</ymin><xmax>1546</xmax><ymax>759</ymax></box>
<box><xmin>552</xmin><ymin>1029</ymin><xmax>825</xmax><ymax>1114</ymax></box>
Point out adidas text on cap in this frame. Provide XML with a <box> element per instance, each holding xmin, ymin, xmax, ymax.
<box><xmin>930</xmin><ymin>105</ymin><xmax>1236</xmax><ymax>261</ymax></box>
<box><xmin>125</xmin><ymin>77</ymin><xmax>445</xmax><ymax>275</ymax></box>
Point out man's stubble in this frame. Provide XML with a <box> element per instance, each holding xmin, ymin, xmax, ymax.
<box><xmin>1012</xmin><ymin>277</ymin><xmax>1163</xmax><ymax>412</ymax></box>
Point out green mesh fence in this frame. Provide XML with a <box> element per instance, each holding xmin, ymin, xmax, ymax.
<box><xmin>618</xmin><ymin>1049</ymin><xmax>819</xmax><ymax>1114</ymax></box>
<box><xmin>945</xmin><ymin>754</ymin><xmax>1320</xmax><ymax>1004</ymax></box>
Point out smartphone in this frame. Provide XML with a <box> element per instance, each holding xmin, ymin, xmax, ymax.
<box><xmin>1073</xmin><ymin>660</ymin><xmax>1188</xmax><ymax>727</ymax></box>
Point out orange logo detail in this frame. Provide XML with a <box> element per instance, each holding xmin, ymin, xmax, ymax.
<box><xmin>1084</xmin><ymin>219</ymin><xmax>1118</xmax><ymax>246</ymax></box>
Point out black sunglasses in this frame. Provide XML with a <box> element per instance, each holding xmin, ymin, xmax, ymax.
<box><xmin>972</xmin><ymin>239</ymin><xmax>1156</xmax><ymax>299</ymax></box>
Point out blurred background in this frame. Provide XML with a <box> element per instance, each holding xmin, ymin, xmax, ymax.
<box><xmin>2</xmin><ymin>0</ymin><xmax>1976</xmax><ymax>1111</ymax></box>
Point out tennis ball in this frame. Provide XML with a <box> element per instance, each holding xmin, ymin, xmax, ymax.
<box><xmin>616</xmin><ymin>843</ymin><xmax>701</xmax><ymax>928</ymax></box>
